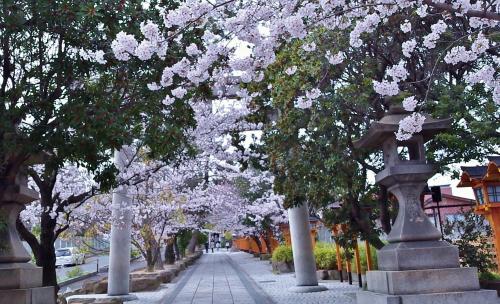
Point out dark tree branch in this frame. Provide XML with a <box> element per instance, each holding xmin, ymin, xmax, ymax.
<box><xmin>424</xmin><ymin>0</ymin><xmax>500</xmax><ymax>21</ymax></box>
<box><xmin>16</xmin><ymin>218</ymin><xmax>42</xmax><ymax>264</ymax></box>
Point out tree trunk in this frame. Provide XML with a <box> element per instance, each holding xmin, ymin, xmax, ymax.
<box><xmin>187</xmin><ymin>230</ymin><xmax>199</xmax><ymax>254</ymax></box>
<box><xmin>263</xmin><ymin>230</ymin><xmax>273</xmax><ymax>254</ymax></box>
<box><xmin>145</xmin><ymin>246</ymin><xmax>155</xmax><ymax>272</ymax></box>
<box><xmin>165</xmin><ymin>238</ymin><xmax>176</xmax><ymax>265</ymax></box>
<box><xmin>16</xmin><ymin>218</ymin><xmax>42</xmax><ymax>263</ymax></box>
<box><xmin>251</xmin><ymin>235</ymin><xmax>263</xmax><ymax>254</ymax></box>
<box><xmin>378</xmin><ymin>185</ymin><xmax>392</xmax><ymax>234</ymax></box>
<box><xmin>154</xmin><ymin>242</ymin><xmax>164</xmax><ymax>270</ymax></box>
<box><xmin>39</xmin><ymin>212</ymin><xmax>59</xmax><ymax>293</ymax></box>
<box><xmin>173</xmin><ymin>235</ymin><xmax>181</xmax><ymax>259</ymax></box>
<box><xmin>349</xmin><ymin>197</ymin><xmax>385</xmax><ymax>250</ymax></box>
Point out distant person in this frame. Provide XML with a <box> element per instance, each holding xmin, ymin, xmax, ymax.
<box><xmin>204</xmin><ymin>242</ymin><xmax>209</xmax><ymax>253</ymax></box>
<box><xmin>216</xmin><ymin>241</ymin><xmax>221</xmax><ymax>251</ymax></box>
<box><xmin>226</xmin><ymin>241</ymin><xmax>230</xmax><ymax>251</ymax></box>
<box><xmin>210</xmin><ymin>239</ymin><xmax>215</xmax><ymax>253</ymax></box>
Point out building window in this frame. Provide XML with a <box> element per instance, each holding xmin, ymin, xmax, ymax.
<box><xmin>487</xmin><ymin>186</ymin><xmax>500</xmax><ymax>203</ymax></box>
<box><xmin>474</xmin><ymin>188</ymin><xmax>485</xmax><ymax>204</ymax></box>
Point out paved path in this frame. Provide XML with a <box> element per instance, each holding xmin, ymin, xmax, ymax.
<box><xmin>159</xmin><ymin>252</ymin><xmax>359</xmax><ymax>304</ymax></box>
<box><xmin>229</xmin><ymin>252</ymin><xmax>359</xmax><ymax>304</ymax></box>
<box><xmin>161</xmin><ymin>252</ymin><xmax>272</xmax><ymax>304</ymax></box>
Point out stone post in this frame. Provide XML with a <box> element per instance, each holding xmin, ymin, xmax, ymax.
<box><xmin>107</xmin><ymin>148</ymin><xmax>136</xmax><ymax>298</ymax></box>
<box><xmin>288</xmin><ymin>202</ymin><xmax>327</xmax><ymax>293</ymax></box>
<box><xmin>0</xmin><ymin>166</ymin><xmax>55</xmax><ymax>304</ymax></box>
<box><xmin>66</xmin><ymin>148</ymin><xmax>139</xmax><ymax>303</ymax></box>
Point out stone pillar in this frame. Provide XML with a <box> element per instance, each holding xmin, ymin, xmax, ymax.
<box><xmin>0</xmin><ymin>167</ymin><xmax>55</xmax><ymax>304</ymax></box>
<box><xmin>288</xmin><ymin>202</ymin><xmax>327</xmax><ymax>293</ymax></box>
<box><xmin>66</xmin><ymin>148</ymin><xmax>138</xmax><ymax>303</ymax></box>
<box><xmin>107</xmin><ymin>148</ymin><xmax>136</xmax><ymax>298</ymax></box>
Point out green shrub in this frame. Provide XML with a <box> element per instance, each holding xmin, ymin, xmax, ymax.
<box><xmin>444</xmin><ymin>209</ymin><xmax>495</xmax><ymax>273</ymax></box>
<box><xmin>272</xmin><ymin>245</ymin><xmax>293</xmax><ymax>263</ymax></box>
<box><xmin>177</xmin><ymin>230</ymin><xmax>192</xmax><ymax>255</ymax></box>
<box><xmin>350</xmin><ymin>243</ymin><xmax>378</xmax><ymax>274</ymax></box>
<box><xmin>314</xmin><ymin>243</ymin><xmax>336</xmax><ymax>270</ymax></box>
<box><xmin>197</xmin><ymin>232</ymin><xmax>209</xmax><ymax>245</ymax></box>
<box><xmin>479</xmin><ymin>272</ymin><xmax>500</xmax><ymax>281</ymax></box>
<box><xmin>66</xmin><ymin>266</ymin><xmax>84</xmax><ymax>279</ymax></box>
<box><xmin>131</xmin><ymin>248</ymin><xmax>141</xmax><ymax>259</ymax></box>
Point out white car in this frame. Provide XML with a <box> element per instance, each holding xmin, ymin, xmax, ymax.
<box><xmin>55</xmin><ymin>247</ymin><xmax>85</xmax><ymax>267</ymax></box>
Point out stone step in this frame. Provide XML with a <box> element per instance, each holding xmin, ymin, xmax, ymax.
<box><xmin>0</xmin><ymin>286</ymin><xmax>55</xmax><ymax>304</ymax></box>
<box><xmin>366</xmin><ymin>267</ymin><xmax>480</xmax><ymax>295</ymax></box>
<box><xmin>357</xmin><ymin>289</ymin><xmax>499</xmax><ymax>304</ymax></box>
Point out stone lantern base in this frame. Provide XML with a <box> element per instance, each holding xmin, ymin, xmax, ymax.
<box><xmin>357</xmin><ymin>266</ymin><xmax>498</xmax><ymax>304</ymax></box>
<box><xmin>0</xmin><ymin>182</ymin><xmax>56</xmax><ymax>304</ymax></box>
<box><xmin>0</xmin><ymin>263</ymin><xmax>55</xmax><ymax>304</ymax></box>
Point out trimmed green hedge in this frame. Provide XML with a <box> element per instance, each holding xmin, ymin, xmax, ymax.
<box><xmin>272</xmin><ymin>245</ymin><xmax>293</xmax><ymax>263</ymax></box>
<box><xmin>350</xmin><ymin>244</ymin><xmax>378</xmax><ymax>274</ymax></box>
<box><xmin>480</xmin><ymin>271</ymin><xmax>500</xmax><ymax>281</ymax></box>
<box><xmin>314</xmin><ymin>243</ymin><xmax>337</xmax><ymax>270</ymax></box>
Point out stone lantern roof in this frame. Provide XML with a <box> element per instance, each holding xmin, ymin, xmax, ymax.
<box><xmin>353</xmin><ymin>106</ymin><xmax>452</xmax><ymax>150</ymax></box>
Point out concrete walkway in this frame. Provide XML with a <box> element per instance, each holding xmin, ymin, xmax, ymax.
<box><xmin>161</xmin><ymin>252</ymin><xmax>272</xmax><ymax>304</ymax></box>
<box><xmin>157</xmin><ymin>251</ymin><xmax>359</xmax><ymax>304</ymax></box>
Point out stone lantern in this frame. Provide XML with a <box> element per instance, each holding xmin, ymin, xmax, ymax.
<box><xmin>0</xmin><ymin>156</ymin><xmax>55</xmax><ymax>304</ymax></box>
<box><xmin>354</xmin><ymin>106</ymin><xmax>497</xmax><ymax>304</ymax></box>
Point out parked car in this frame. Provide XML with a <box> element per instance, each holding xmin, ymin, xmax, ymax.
<box><xmin>55</xmin><ymin>247</ymin><xmax>85</xmax><ymax>266</ymax></box>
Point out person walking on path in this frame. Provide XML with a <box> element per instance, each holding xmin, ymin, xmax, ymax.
<box><xmin>204</xmin><ymin>241</ymin><xmax>209</xmax><ymax>253</ymax></box>
<box><xmin>216</xmin><ymin>241</ymin><xmax>221</xmax><ymax>251</ymax></box>
<box><xmin>210</xmin><ymin>238</ymin><xmax>215</xmax><ymax>253</ymax></box>
<box><xmin>226</xmin><ymin>241</ymin><xmax>230</xmax><ymax>251</ymax></box>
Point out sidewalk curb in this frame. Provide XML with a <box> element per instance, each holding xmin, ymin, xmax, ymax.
<box><xmin>160</xmin><ymin>259</ymin><xmax>201</xmax><ymax>304</ymax></box>
<box><xmin>60</xmin><ymin>272</ymin><xmax>98</xmax><ymax>288</ymax></box>
<box><xmin>225</xmin><ymin>254</ymin><xmax>276</xmax><ymax>304</ymax></box>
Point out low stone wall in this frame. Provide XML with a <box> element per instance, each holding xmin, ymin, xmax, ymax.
<box><xmin>316</xmin><ymin>269</ymin><xmax>366</xmax><ymax>284</ymax></box>
<box><xmin>271</xmin><ymin>261</ymin><xmax>294</xmax><ymax>274</ymax></box>
<box><xmin>480</xmin><ymin>280</ymin><xmax>500</xmax><ymax>296</ymax></box>
<box><xmin>259</xmin><ymin>254</ymin><xmax>272</xmax><ymax>261</ymax></box>
<box><xmin>61</xmin><ymin>251</ymin><xmax>203</xmax><ymax>304</ymax></box>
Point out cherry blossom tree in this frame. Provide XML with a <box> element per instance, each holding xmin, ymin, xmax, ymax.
<box><xmin>235</xmin><ymin>169</ymin><xmax>286</xmax><ymax>254</ymax></box>
<box><xmin>77</xmin><ymin>150</ymin><xmax>250</xmax><ymax>270</ymax></box>
<box><xmin>3</xmin><ymin>1</ymin><xmax>205</xmax><ymax>289</ymax></box>
<box><xmin>106</xmin><ymin>0</ymin><xmax>498</xmax><ymax>143</ymax></box>
<box><xmin>236</xmin><ymin>7</ymin><xmax>499</xmax><ymax>249</ymax></box>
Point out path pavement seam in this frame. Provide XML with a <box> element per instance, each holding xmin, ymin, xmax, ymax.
<box><xmin>161</xmin><ymin>260</ymin><xmax>200</xmax><ymax>304</ymax></box>
<box><xmin>224</xmin><ymin>254</ymin><xmax>276</xmax><ymax>304</ymax></box>
<box><xmin>160</xmin><ymin>253</ymin><xmax>275</xmax><ymax>304</ymax></box>
<box><xmin>223</xmin><ymin>258</ymin><xmax>234</xmax><ymax>304</ymax></box>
